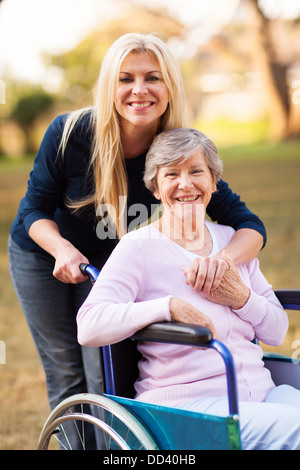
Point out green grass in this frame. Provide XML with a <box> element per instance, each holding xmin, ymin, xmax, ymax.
<box><xmin>194</xmin><ymin>117</ymin><xmax>271</xmax><ymax>147</ymax></box>
<box><xmin>220</xmin><ymin>141</ymin><xmax>300</xmax><ymax>289</ymax></box>
<box><xmin>0</xmin><ymin>140</ymin><xmax>299</xmax><ymax>449</ymax></box>
<box><xmin>0</xmin><ymin>156</ymin><xmax>50</xmax><ymax>450</ymax></box>
<box><xmin>220</xmin><ymin>140</ymin><xmax>300</xmax><ymax>358</ymax></box>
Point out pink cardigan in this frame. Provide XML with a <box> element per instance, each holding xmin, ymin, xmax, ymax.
<box><xmin>77</xmin><ymin>222</ymin><xmax>288</xmax><ymax>406</ymax></box>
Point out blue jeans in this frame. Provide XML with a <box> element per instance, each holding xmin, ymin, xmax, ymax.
<box><xmin>8</xmin><ymin>236</ymin><xmax>103</xmax><ymax>449</ymax></box>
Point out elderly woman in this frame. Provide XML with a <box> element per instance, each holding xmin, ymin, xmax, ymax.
<box><xmin>77</xmin><ymin>128</ymin><xmax>300</xmax><ymax>450</ymax></box>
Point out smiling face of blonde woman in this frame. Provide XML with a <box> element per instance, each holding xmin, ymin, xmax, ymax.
<box><xmin>115</xmin><ymin>51</ymin><xmax>170</xmax><ymax>135</ymax></box>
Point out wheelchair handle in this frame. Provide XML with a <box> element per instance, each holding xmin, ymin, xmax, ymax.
<box><xmin>79</xmin><ymin>263</ymin><xmax>100</xmax><ymax>284</ymax></box>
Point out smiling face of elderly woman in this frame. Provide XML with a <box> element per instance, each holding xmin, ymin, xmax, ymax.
<box><xmin>153</xmin><ymin>150</ymin><xmax>216</xmax><ymax>226</ymax></box>
<box><xmin>144</xmin><ymin>128</ymin><xmax>223</xmax><ymax>217</ymax></box>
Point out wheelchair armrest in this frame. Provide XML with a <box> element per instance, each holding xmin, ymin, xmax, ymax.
<box><xmin>131</xmin><ymin>322</ymin><xmax>238</xmax><ymax>416</ymax></box>
<box><xmin>275</xmin><ymin>289</ymin><xmax>300</xmax><ymax>310</ymax></box>
<box><xmin>131</xmin><ymin>321</ymin><xmax>213</xmax><ymax>346</ymax></box>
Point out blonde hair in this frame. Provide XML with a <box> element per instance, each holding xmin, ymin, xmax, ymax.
<box><xmin>60</xmin><ymin>33</ymin><xmax>187</xmax><ymax>238</ymax></box>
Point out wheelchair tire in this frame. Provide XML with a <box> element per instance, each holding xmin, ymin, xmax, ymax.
<box><xmin>37</xmin><ymin>393</ymin><xmax>158</xmax><ymax>450</ymax></box>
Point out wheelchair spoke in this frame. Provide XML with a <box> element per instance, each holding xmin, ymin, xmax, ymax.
<box><xmin>37</xmin><ymin>394</ymin><xmax>158</xmax><ymax>451</ymax></box>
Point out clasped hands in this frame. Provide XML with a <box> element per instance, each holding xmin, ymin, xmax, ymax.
<box><xmin>169</xmin><ymin>251</ymin><xmax>250</xmax><ymax>338</ymax></box>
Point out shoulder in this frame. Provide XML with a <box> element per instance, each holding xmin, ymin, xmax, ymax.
<box><xmin>120</xmin><ymin>225</ymin><xmax>157</xmax><ymax>244</ymax></box>
<box><xmin>50</xmin><ymin>113</ymin><xmax>68</xmax><ymax>131</ymax></box>
<box><xmin>205</xmin><ymin>220</ymin><xmax>235</xmax><ymax>247</ymax></box>
<box><xmin>38</xmin><ymin>114</ymin><xmax>67</xmax><ymax>151</ymax></box>
<box><xmin>124</xmin><ymin>224</ymin><xmax>160</xmax><ymax>238</ymax></box>
<box><xmin>101</xmin><ymin>227</ymin><xmax>154</xmax><ymax>274</ymax></box>
<box><xmin>117</xmin><ymin>225</ymin><xmax>164</xmax><ymax>254</ymax></box>
<box><xmin>47</xmin><ymin>109</ymin><xmax>94</xmax><ymax>146</ymax></box>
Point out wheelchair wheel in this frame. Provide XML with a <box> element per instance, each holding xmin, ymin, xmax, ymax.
<box><xmin>37</xmin><ymin>393</ymin><xmax>158</xmax><ymax>450</ymax></box>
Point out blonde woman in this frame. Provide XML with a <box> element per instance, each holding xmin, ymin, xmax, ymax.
<box><xmin>8</xmin><ymin>33</ymin><xmax>265</xmax><ymax>449</ymax></box>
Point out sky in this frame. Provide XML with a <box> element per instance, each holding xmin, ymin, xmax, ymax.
<box><xmin>1</xmin><ymin>0</ymin><xmax>300</xmax><ymax>87</ymax></box>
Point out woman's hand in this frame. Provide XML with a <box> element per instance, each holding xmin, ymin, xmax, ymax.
<box><xmin>169</xmin><ymin>297</ymin><xmax>218</xmax><ymax>338</ymax></box>
<box><xmin>28</xmin><ymin>219</ymin><xmax>90</xmax><ymax>284</ymax></box>
<box><xmin>183</xmin><ymin>254</ymin><xmax>228</xmax><ymax>297</ymax></box>
<box><xmin>53</xmin><ymin>244</ymin><xmax>90</xmax><ymax>284</ymax></box>
<box><xmin>184</xmin><ymin>251</ymin><xmax>250</xmax><ymax>310</ymax></box>
<box><xmin>204</xmin><ymin>252</ymin><xmax>250</xmax><ymax>310</ymax></box>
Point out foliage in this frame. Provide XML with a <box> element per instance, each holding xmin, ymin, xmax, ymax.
<box><xmin>1</xmin><ymin>0</ymin><xmax>300</xmax><ymax>156</ymax></box>
<box><xmin>11</xmin><ymin>88</ymin><xmax>54</xmax><ymax>128</ymax></box>
<box><xmin>44</xmin><ymin>6</ymin><xmax>184</xmax><ymax>108</ymax></box>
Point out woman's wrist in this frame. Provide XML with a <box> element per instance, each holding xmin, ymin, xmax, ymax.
<box><xmin>220</xmin><ymin>229</ymin><xmax>264</xmax><ymax>266</ymax></box>
<box><xmin>231</xmin><ymin>286</ymin><xmax>251</xmax><ymax>310</ymax></box>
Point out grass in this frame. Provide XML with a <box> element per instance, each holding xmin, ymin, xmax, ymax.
<box><xmin>0</xmin><ymin>156</ymin><xmax>51</xmax><ymax>450</ymax></box>
<box><xmin>0</xmin><ymin>139</ymin><xmax>299</xmax><ymax>450</ymax></box>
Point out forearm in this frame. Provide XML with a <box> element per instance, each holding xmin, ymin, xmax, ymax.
<box><xmin>28</xmin><ymin>219</ymin><xmax>74</xmax><ymax>257</ymax></box>
<box><xmin>217</xmin><ymin>228</ymin><xmax>264</xmax><ymax>266</ymax></box>
<box><xmin>208</xmin><ymin>179</ymin><xmax>267</xmax><ymax>248</ymax></box>
<box><xmin>28</xmin><ymin>219</ymin><xmax>89</xmax><ymax>283</ymax></box>
<box><xmin>77</xmin><ymin>294</ymin><xmax>172</xmax><ymax>347</ymax></box>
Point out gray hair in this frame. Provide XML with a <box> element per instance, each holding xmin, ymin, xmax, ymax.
<box><xmin>144</xmin><ymin>128</ymin><xmax>223</xmax><ymax>193</ymax></box>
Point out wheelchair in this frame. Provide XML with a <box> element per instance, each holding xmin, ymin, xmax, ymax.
<box><xmin>37</xmin><ymin>264</ymin><xmax>300</xmax><ymax>450</ymax></box>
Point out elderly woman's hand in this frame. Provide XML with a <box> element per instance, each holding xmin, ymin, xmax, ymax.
<box><xmin>204</xmin><ymin>252</ymin><xmax>250</xmax><ymax>310</ymax></box>
<box><xmin>184</xmin><ymin>251</ymin><xmax>250</xmax><ymax>310</ymax></box>
<box><xmin>169</xmin><ymin>297</ymin><xmax>218</xmax><ymax>338</ymax></box>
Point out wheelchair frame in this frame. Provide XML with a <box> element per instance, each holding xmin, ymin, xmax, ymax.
<box><xmin>37</xmin><ymin>264</ymin><xmax>300</xmax><ymax>451</ymax></box>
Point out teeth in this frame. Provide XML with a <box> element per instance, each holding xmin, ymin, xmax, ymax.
<box><xmin>177</xmin><ymin>196</ymin><xmax>198</xmax><ymax>202</ymax></box>
<box><xmin>130</xmin><ymin>102</ymin><xmax>152</xmax><ymax>108</ymax></box>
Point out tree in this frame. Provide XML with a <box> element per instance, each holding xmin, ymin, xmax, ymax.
<box><xmin>45</xmin><ymin>4</ymin><xmax>184</xmax><ymax>108</ymax></box>
<box><xmin>11</xmin><ymin>88</ymin><xmax>54</xmax><ymax>152</ymax></box>
<box><xmin>246</xmin><ymin>0</ymin><xmax>300</xmax><ymax>139</ymax></box>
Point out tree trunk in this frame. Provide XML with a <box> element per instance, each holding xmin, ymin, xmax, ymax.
<box><xmin>248</xmin><ymin>0</ymin><xmax>297</xmax><ymax>140</ymax></box>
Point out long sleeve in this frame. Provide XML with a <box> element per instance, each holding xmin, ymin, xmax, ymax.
<box><xmin>207</xmin><ymin>179</ymin><xmax>267</xmax><ymax>247</ymax></box>
<box><xmin>21</xmin><ymin>116</ymin><xmax>65</xmax><ymax>232</ymax></box>
<box><xmin>233</xmin><ymin>258</ymin><xmax>288</xmax><ymax>346</ymax></box>
<box><xmin>77</xmin><ymin>223</ymin><xmax>287</xmax><ymax>405</ymax></box>
<box><xmin>77</xmin><ymin>235</ymin><xmax>172</xmax><ymax>347</ymax></box>
<box><xmin>21</xmin><ymin>113</ymin><xmax>95</xmax><ymax>232</ymax></box>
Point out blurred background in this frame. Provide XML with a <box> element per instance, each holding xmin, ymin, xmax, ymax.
<box><xmin>0</xmin><ymin>0</ymin><xmax>299</xmax><ymax>449</ymax></box>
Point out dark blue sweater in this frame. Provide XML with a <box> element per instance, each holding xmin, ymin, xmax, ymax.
<box><xmin>10</xmin><ymin>113</ymin><xmax>266</xmax><ymax>267</ymax></box>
